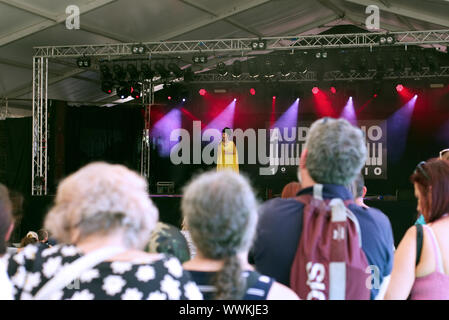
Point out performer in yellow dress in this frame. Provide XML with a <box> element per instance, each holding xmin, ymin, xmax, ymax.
<box><xmin>216</xmin><ymin>127</ymin><xmax>239</xmax><ymax>173</ymax></box>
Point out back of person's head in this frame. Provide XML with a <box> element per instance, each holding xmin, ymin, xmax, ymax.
<box><xmin>410</xmin><ymin>158</ymin><xmax>449</xmax><ymax>223</ymax></box>
<box><xmin>145</xmin><ymin>222</ymin><xmax>190</xmax><ymax>263</ymax></box>
<box><xmin>0</xmin><ymin>184</ymin><xmax>13</xmax><ymax>255</ymax></box>
<box><xmin>347</xmin><ymin>173</ymin><xmax>365</xmax><ymax>199</ymax></box>
<box><xmin>26</xmin><ymin>231</ymin><xmax>39</xmax><ymax>241</ymax></box>
<box><xmin>20</xmin><ymin>234</ymin><xmax>38</xmax><ymax>248</ymax></box>
<box><xmin>281</xmin><ymin>181</ymin><xmax>302</xmax><ymax>198</ymax></box>
<box><xmin>181</xmin><ymin>170</ymin><xmax>258</xmax><ymax>300</ymax></box>
<box><xmin>440</xmin><ymin>148</ymin><xmax>449</xmax><ymax>161</ymax></box>
<box><xmin>44</xmin><ymin>162</ymin><xmax>159</xmax><ymax>249</ymax></box>
<box><xmin>305</xmin><ymin>117</ymin><xmax>367</xmax><ymax>185</ymax></box>
<box><xmin>37</xmin><ymin>229</ymin><xmax>49</xmax><ymax>242</ymax></box>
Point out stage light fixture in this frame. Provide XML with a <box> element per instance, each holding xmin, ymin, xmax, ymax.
<box><xmin>168</xmin><ymin>96</ymin><xmax>172</xmax><ymax>100</ymax></box>
<box><xmin>141</xmin><ymin>63</ymin><xmax>155</xmax><ymax>80</ymax></box>
<box><xmin>279</xmin><ymin>58</ymin><xmax>290</xmax><ymax>76</ymax></box>
<box><xmin>132</xmin><ymin>44</ymin><xmax>146</xmax><ymax>54</ymax></box>
<box><xmin>182</xmin><ymin>98</ymin><xmax>186</xmax><ymax>102</ymax></box>
<box><xmin>250</xmin><ymin>88</ymin><xmax>256</xmax><ymax>95</ymax></box>
<box><xmin>251</xmin><ymin>39</ymin><xmax>266</xmax><ymax>50</ymax></box>
<box><xmin>199</xmin><ymin>88</ymin><xmax>206</xmax><ymax>96</ymax></box>
<box><xmin>330</xmin><ymin>86</ymin><xmax>337</xmax><ymax>94</ymax></box>
<box><xmin>233</xmin><ymin>98</ymin><xmax>237</xmax><ymax>102</ymax></box>
<box><xmin>312</xmin><ymin>87</ymin><xmax>319</xmax><ymax>95</ymax></box>
<box><xmin>294</xmin><ymin>57</ymin><xmax>307</xmax><ymax>73</ymax></box>
<box><xmin>192</xmin><ymin>54</ymin><xmax>208</xmax><ymax>64</ymax></box>
<box><xmin>396</xmin><ymin>84</ymin><xmax>404</xmax><ymax>92</ymax></box>
<box><xmin>77</xmin><ymin>56</ymin><xmax>91</xmax><ymax>68</ymax></box>
<box><xmin>315</xmin><ymin>52</ymin><xmax>321</xmax><ymax>59</ymax></box>
<box><xmin>101</xmin><ymin>80</ymin><xmax>114</xmax><ymax>94</ymax></box>
<box><xmin>216</xmin><ymin>62</ymin><xmax>228</xmax><ymax>76</ymax></box>
<box><xmin>315</xmin><ymin>51</ymin><xmax>327</xmax><ymax>59</ymax></box>
<box><xmin>231</xmin><ymin>60</ymin><xmax>242</xmax><ymax>78</ymax></box>
<box><xmin>113</xmin><ymin>64</ymin><xmax>126</xmax><ymax>81</ymax></box>
<box><xmin>272</xmin><ymin>96</ymin><xmax>276</xmax><ymax>99</ymax></box>
<box><xmin>127</xmin><ymin>64</ymin><xmax>139</xmax><ymax>80</ymax></box>
<box><xmin>378</xmin><ymin>35</ymin><xmax>395</xmax><ymax>45</ymax></box>
<box><xmin>322</xmin><ymin>51</ymin><xmax>328</xmax><ymax>59</ymax></box>
<box><xmin>263</xmin><ymin>58</ymin><xmax>275</xmax><ymax>78</ymax></box>
<box><xmin>130</xmin><ymin>84</ymin><xmax>141</xmax><ymax>99</ymax></box>
<box><xmin>167</xmin><ymin>62</ymin><xmax>184</xmax><ymax>78</ymax></box>
<box><xmin>154</xmin><ymin>62</ymin><xmax>170</xmax><ymax>78</ymax></box>
<box><xmin>248</xmin><ymin>59</ymin><xmax>260</xmax><ymax>78</ymax></box>
<box><xmin>117</xmin><ymin>82</ymin><xmax>131</xmax><ymax>99</ymax></box>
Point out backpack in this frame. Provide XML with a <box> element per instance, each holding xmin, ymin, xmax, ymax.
<box><xmin>289</xmin><ymin>184</ymin><xmax>370</xmax><ymax>300</ymax></box>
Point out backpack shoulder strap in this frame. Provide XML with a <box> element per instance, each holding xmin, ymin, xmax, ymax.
<box><xmin>416</xmin><ymin>224</ymin><xmax>424</xmax><ymax>266</ymax></box>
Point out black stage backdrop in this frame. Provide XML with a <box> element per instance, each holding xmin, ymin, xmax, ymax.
<box><xmin>65</xmin><ymin>105</ymin><xmax>144</xmax><ymax>176</ymax></box>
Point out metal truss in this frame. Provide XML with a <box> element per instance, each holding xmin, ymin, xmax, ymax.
<box><xmin>140</xmin><ymin>81</ymin><xmax>154</xmax><ymax>183</ymax></box>
<box><xmin>32</xmin><ymin>57</ymin><xmax>48</xmax><ymax>195</ymax></box>
<box><xmin>33</xmin><ymin>29</ymin><xmax>449</xmax><ymax>58</ymax></box>
<box><xmin>187</xmin><ymin>66</ymin><xmax>449</xmax><ymax>83</ymax></box>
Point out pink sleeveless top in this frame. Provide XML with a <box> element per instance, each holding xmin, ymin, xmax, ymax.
<box><xmin>410</xmin><ymin>225</ymin><xmax>449</xmax><ymax>300</ymax></box>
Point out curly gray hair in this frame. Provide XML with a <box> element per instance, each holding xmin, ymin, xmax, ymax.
<box><xmin>305</xmin><ymin>117</ymin><xmax>367</xmax><ymax>186</ymax></box>
<box><xmin>44</xmin><ymin>162</ymin><xmax>158</xmax><ymax>249</ymax></box>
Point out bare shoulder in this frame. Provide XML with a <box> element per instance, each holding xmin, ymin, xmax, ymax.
<box><xmin>266</xmin><ymin>281</ymin><xmax>300</xmax><ymax>300</ymax></box>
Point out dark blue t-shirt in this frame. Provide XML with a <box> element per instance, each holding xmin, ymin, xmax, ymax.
<box><xmin>252</xmin><ymin>184</ymin><xmax>395</xmax><ymax>300</ymax></box>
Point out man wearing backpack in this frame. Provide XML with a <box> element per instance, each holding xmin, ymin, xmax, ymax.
<box><xmin>252</xmin><ymin>117</ymin><xmax>394</xmax><ymax>300</ymax></box>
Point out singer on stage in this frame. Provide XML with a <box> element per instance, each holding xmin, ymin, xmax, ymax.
<box><xmin>216</xmin><ymin>127</ymin><xmax>239</xmax><ymax>174</ymax></box>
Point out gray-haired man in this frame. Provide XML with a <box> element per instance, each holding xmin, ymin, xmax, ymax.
<box><xmin>252</xmin><ymin>118</ymin><xmax>394</xmax><ymax>300</ymax></box>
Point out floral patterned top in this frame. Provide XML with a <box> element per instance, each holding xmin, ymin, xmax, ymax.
<box><xmin>6</xmin><ymin>243</ymin><xmax>203</xmax><ymax>300</ymax></box>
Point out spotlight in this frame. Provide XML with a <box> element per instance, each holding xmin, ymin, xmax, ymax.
<box><xmin>182</xmin><ymin>98</ymin><xmax>186</xmax><ymax>102</ymax></box>
<box><xmin>141</xmin><ymin>63</ymin><xmax>155</xmax><ymax>80</ymax></box>
<box><xmin>386</xmin><ymin>36</ymin><xmax>396</xmax><ymax>45</ymax></box>
<box><xmin>322</xmin><ymin>51</ymin><xmax>328</xmax><ymax>59</ymax></box>
<box><xmin>294</xmin><ymin>57</ymin><xmax>307</xmax><ymax>73</ymax></box>
<box><xmin>77</xmin><ymin>57</ymin><xmax>91</xmax><ymax>68</ymax></box>
<box><xmin>396</xmin><ymin>84</ymin><xmax>404</xmax><ymax>92</ymax></box>
<box><xmin>217</xmin><ymin>62</ymin><xmax>228</xmax><ymax>76</ymax></box>
<box><xmin>312</xmin><ymin>87</ymin><xmax>319</xmax><ymax>95</ymax></box>
<box><xmin>192</xmin><ymin>54</ymin><xmax>208</xmax><ymax>64</ymax></box>
<box><xmin>272</xmin><ymin>96</ymin><xmax>276</xmax><ymax>99</ymax></box>
<box><xmin>231</xmin><ymin>60</ymin><xmax>242</xmax><ymax>78</ymax></box>
<box><xmin>131</xmin><ymin>44</ymin><xmax>146</xmax><ymax>54</ymax></box>
<box><xmin>315</xmin><ymin>51</ymin><xmax>327</xmax><ymax>59</ymax></box>
<box><xmin>101</xmin><ymin>80</ymin><xmax>114</xmax><ymax>94</ymax></box>
<box><xmin>250</xmin><ymin>88</ymin><xmax>256</xmax><ymax>95</ymax></box>
<box><xmin>233</xmin><ymin>98</ymin><xmax>237</xmax><ymax>102</ymax></box>
<box><xmin>251</xmin><ymin>39</ymin><xmax>266</xmax><ymax>50</ymax></box>
<box><xmin>167</xmin><ymin>62</ymin><xmax>183</xmax><ymax>78</ymax></box>
<box><xmin>154</xmin><ymin>62</ymin><xmax>170</xmax><ymax>78</ymax></box>
<box><xmin>113</xmin><ymin>64</ymin><xmax>126</xmax><ymax>81</ymax></box>
<box><xmin>262</xmin><ymin>58</ymin><xmax>275</xmax><ymax>78</ymax></box>
<box><xmin>279</xmin><ymin>58</ymin><xmax>290</xmax><ymax>76</ymax></box>
<box><xmin>183</xmin><ymin>67</ymin><xmax>195</xmax><ymax>82</ymax></box>
<box><xmin>378</xmin><ymin>35</ymin><xmax>395</xmax><ymax>45</ymax></box>
<box><xmin>130</xmin><ymin>84</ymin><xmax>141</xmax><ymax>99</ymax></box>
<box><xmin>315</xmin><ymin>52</ymin><xmax>321</xmax><ymax>59</ymax></box>
<box><xmin>168</xmin><ymin>96</ymin><xmax>172</xmax><ymax>100</ymax></box>
<box><xmin>127</xmin><ymin>64</ymin><xmax>139</xmax><ymax>80</ymax></box>
<box><xmin>117</xmin><ymin>82</ymin><xmax>131</xmax><ymax>99</ymax></box>
<box><xmin>248</xmin><ymin>59</ymin><xmax>260</xmax><ymax>78</ymax></box>
<box><xmin>199</xmin><ymin>88</ymin><xmax>206</xmax><ymax>96</ymax></box>
<box><xmin>330</xmin><ymin>86</ymin><xmax>337</xmax><ymax>94</ymax></box>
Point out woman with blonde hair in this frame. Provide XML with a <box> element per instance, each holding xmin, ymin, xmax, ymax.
<box><xmin>7</xmin><ymin>162</ymin><xmax>202</xmax><ymax>300</ymax></box>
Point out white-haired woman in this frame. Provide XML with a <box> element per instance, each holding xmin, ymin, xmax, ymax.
<box><xmin>181</xmin><ymin>170</ymin><xmax>298</xmax><ymax>300</ymax></box>
<box><xmin>6</xmin><ymin>162</ymin><xmax>202</xmax><ymax>300</ymax></box>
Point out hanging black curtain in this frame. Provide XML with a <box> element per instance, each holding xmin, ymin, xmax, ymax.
<box><xmin>65</xmin><ymin>106</ymin><xmax>144</xmax><ymax>176</ymax></box>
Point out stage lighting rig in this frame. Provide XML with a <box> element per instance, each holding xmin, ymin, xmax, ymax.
<box><xmin>378</xmin><ymin>34</ymin><xmax>396</xmax><ymax>45</ymax></box>
<box><xmin>154</xmin><ymin>62</ymin><xmax>170</xmax><ymax>78</ymax></box>
<box><xmin>231</xmin><ymin>60</ymin><xmax>242</xmax><ymax>78</ymax></box>
<box><xmin>76</xmin><ymin>56</ymin><xmax>91</xmax><ymax>68</ymax></box>
<box><xmin>117</xmin><ymin>82</ymin><xmax>131</xmax><ymax>99</ymax></box>
<box><xmin>192</xmin><ymin>54</ymin><xmax>208</xmax><ymax>64</ymax></box>
<box><xmin>251</xmin><ymin>39</ymin><xmax>266</xmax><ymax>50</ymax></box>
<box><xmin>167</xmin><ymin>62</ymin><xmax>184</xmax><ymax>78</ymax></box>
<box><xmin>216</xmin><ymin>62</ymin><xmax>228</xmax><ymax>76</ymax></box>
<box><xmin>127</xmin><ymin>64</ymin><xmax>139</xmax><ymax>80</ymax></box>
<box><xmin>101</xmin><ymin>80</ymin><xmax>114</xmax><ymax>94</ymax></box>
<box><xmin>132</xmin><ymin>44</ymin><xmax>146</xmax><ymax>54</ymax></box>
<box><xmin>130</xmin><ymin>83</ymin><xmax>141</xmax><ymax>99</ymax></box>
<box><xmin>113</xmin><ymin>64</ymin><xmax>126</xmax><ymax>81</ymax></box>
<box><xmin>248</xmin><ymin>59</ymin><xmax>260</xmax><ymax>78</ymax></box>
<box><xmin>141</xmin><ymin>63</ymin><xmax>155</xmax><ymax>80</ymax></box>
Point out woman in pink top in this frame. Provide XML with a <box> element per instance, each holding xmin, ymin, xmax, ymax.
<box><xmin>385</xmin><ymin>158</ymin><xmax>449</xmax><ymax>299</ymax></box>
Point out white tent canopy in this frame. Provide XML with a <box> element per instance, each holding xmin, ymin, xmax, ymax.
<box><xmin>0</xmin><ymin>0</ymin><xmax>448</xmax><ymax>117</ymax></box>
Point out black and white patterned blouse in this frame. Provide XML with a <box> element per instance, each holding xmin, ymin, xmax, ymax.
<box><xmin>6</xmin><ymin>243</ymin><xmax>203</xmax><ymax>300</ymax></box>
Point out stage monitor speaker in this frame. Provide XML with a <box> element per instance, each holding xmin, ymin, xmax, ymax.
<box><xmin>157</xmin><ymin>181</ymin><xmax>175</xmax><ymax>194</ymax></box>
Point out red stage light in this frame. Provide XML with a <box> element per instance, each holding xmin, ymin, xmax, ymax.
<box><xmin>330</xmin><ymin>87</ymin><xmax>337</xmax><ymax>94</ymax></box>
<box><xmin>396</xmin><ymin>84</ymin><xmax>404</xmax><ymax>92</ymax></box>
<box><xmin>373</xmin><ymin>94</ymin><xmax>378</xmax><ymax>98</ymax></box>
<box><xmin>199</xmin><ymin>89</ymin><xmax>206</xmax><ymax>96</ymax></box>
<box><xmin>312</xmin><ymin>87</ymin><xmax>319</xmax><ymax>94</ymax></box>
<box><xmin>168</xmin><ymin>96</ymin><xmax>172</xmax><ymax>100</ymax></box>
<box><xmin>272</xmin><ymin>96</ymin><xmax>276</xmax><ymax>99</ymax></box>
<box><xmin>250</xmin><ymin>88</ymin><xmax>256</xmax><ymax>95</ymax></box>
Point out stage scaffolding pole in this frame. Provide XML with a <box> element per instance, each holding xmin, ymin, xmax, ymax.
<box><xmin>31</xmin><ymin>57</ymin><xmax>48</xmax><ymax>195</ymax></box>
<box><xmin>140</xmin><ymin>81</ymin><xmax>153</xmax><ymax>185</ymax></box>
